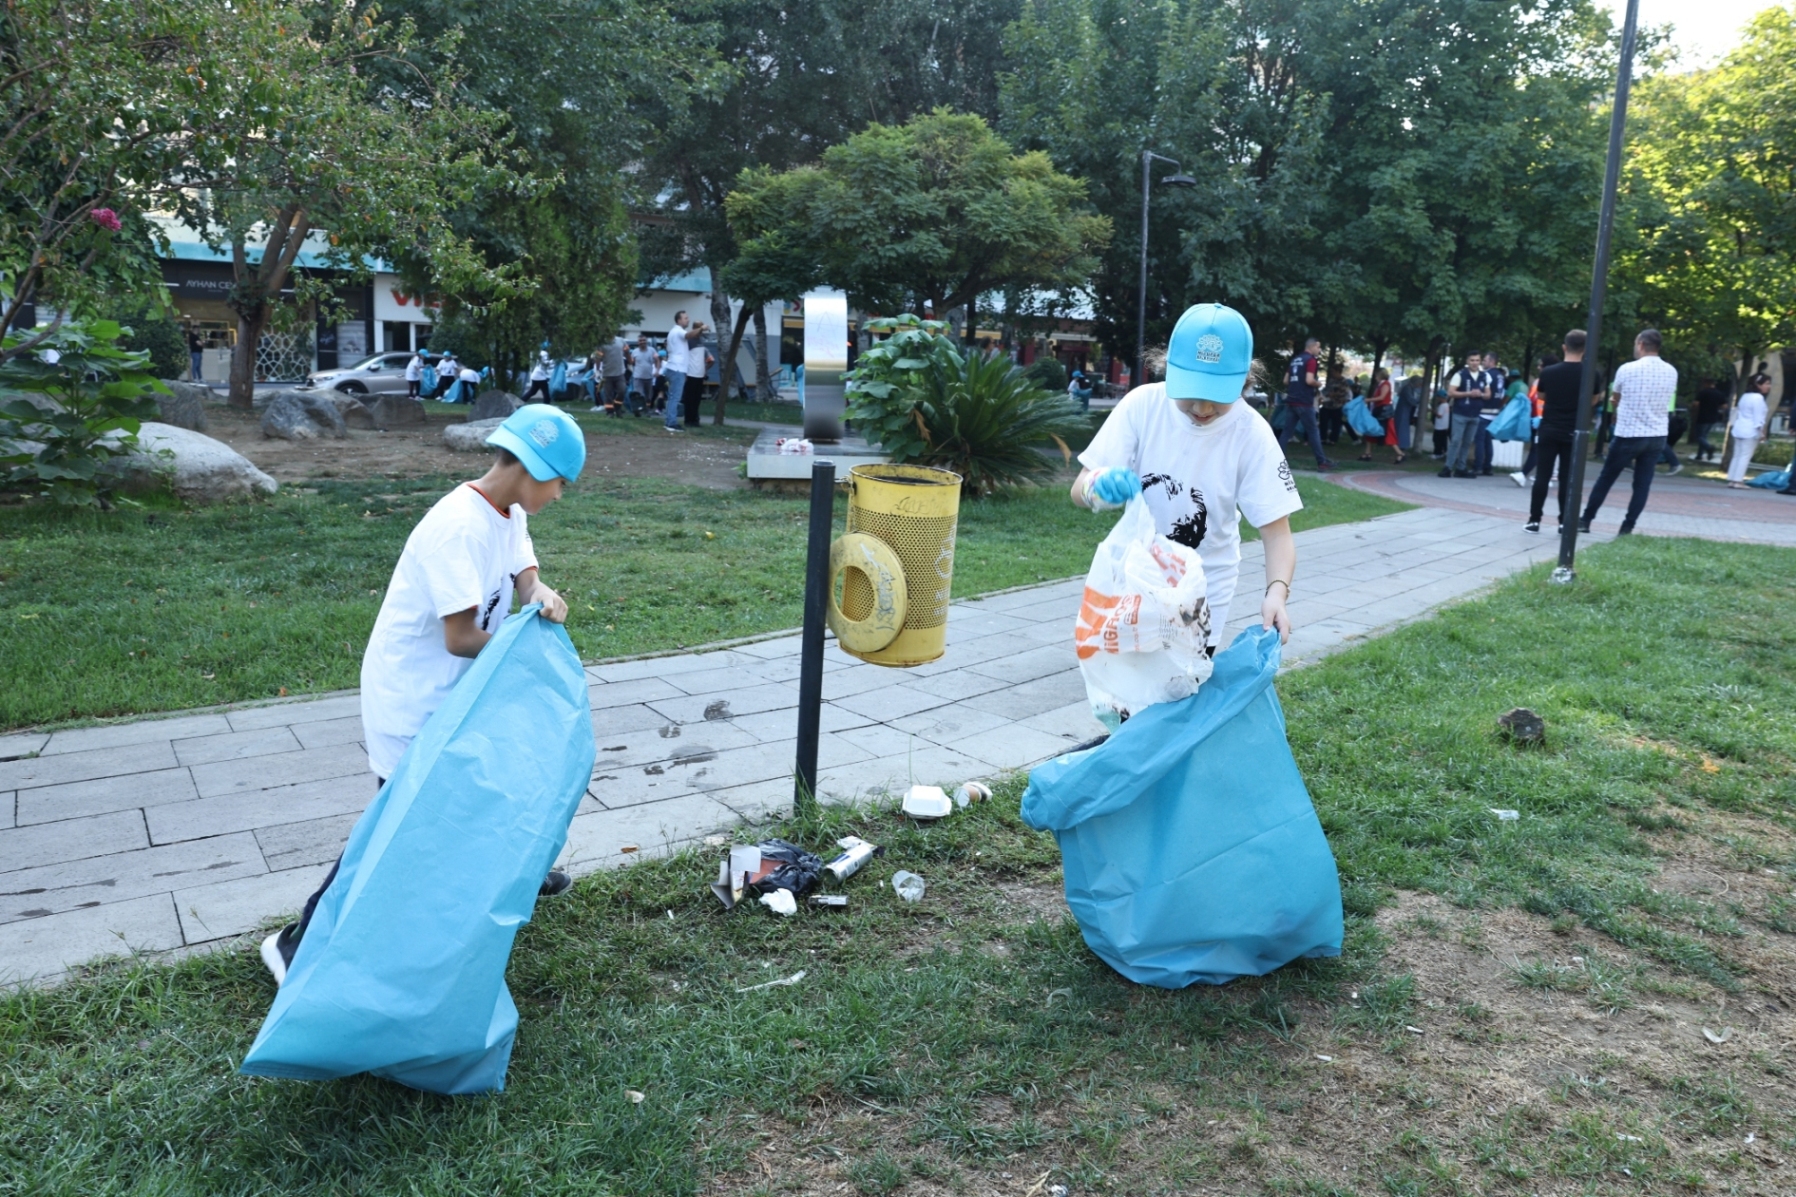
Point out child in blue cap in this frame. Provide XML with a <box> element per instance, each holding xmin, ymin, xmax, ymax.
<box><xmin>261</xmin><ymin>404</ymin><xmax>587</xmax><ymax>984</ymax></box>
<box><xmin>1073</xmin><ymin>303</ymin><xmax>1301</xmax><ymax>649</ymax></box>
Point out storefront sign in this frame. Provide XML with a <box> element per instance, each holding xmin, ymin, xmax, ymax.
<box><xmin>373</xmin><ymin>273</ymin><xmax>440</xmax><ymax>324</ymax></box>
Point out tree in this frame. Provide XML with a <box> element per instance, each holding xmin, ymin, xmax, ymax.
<box><xmin>167</xmin><ymin>3</ymin><xmax>503</xmax><ymax>408</ymax></box>
<box><xmin>727</xmin><ymin>110</ymin><xmax>1111</xmax><ymax>332</ymax></box>
<box><xmin>0</xmin><ymin>0</ymin><xmax>219</xmax><ymax>356</ymax></box>
<box><xmin>1618</xmin><ymin>7</ymin><xmax>1796</xmax><ymax>392</ymax></box>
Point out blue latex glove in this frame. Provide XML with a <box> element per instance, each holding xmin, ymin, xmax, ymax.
<box><xmin>1089</xmin><ymin>467</ymin><xmax>1142</xmax><ymax>508</ymax></box>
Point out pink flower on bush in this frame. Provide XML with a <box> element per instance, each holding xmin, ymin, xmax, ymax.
<box><xmin>89</xmin><ymin>208</ymin><xmax>122</xmax><ymax>232</ymax></box>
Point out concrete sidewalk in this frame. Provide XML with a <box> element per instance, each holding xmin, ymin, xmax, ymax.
<box><xmin>0</xmin><ymin>504</ymin><xmax>1573</xmax><ymax>986</ymax></box>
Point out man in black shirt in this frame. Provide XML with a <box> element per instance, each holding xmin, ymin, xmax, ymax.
<box><xmin>1691</xmin><ymin>379</ymin><xmax>1726</xmax><ymax>462</ymax></box>
<box><xmin>1526</xmin><ymin>329</ymin><xmax>1603</xmax><ymax>532</ymax></box>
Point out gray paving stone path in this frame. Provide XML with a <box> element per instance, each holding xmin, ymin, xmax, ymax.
<box><xmin>0</xmin><ymin>504</ymin><xmax>1595</xmax><ymax>987</ymax></box>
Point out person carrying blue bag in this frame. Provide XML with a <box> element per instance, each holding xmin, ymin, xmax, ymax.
<box><xmin>257</xmin><ymin>405</ymin><xmax>588</xmax><ymax>1002</ymax></box>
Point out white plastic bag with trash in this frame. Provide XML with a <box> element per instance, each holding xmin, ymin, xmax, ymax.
<box><xmin>1075</xmin><ymin>496</ymin><xmax>1212</xmax><ymax>728</ymax></box>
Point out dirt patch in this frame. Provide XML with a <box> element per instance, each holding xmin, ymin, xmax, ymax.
<box><xmin>704</xmin><ymin>818</ymin><xmax>1795</xmax><ymax>1195</ymax></box>
<box><xmin>201</xmin><ymin>403</ymin><xmax>752</xmax><ymax>489</ymax></box>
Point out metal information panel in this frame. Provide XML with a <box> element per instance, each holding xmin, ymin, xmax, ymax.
<box><xmin>801</xmin><ymin>288</ymin><xmax>848</xmax><ymax>442</ymax></box>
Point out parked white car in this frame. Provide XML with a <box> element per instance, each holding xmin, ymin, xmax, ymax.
<box><xmin>304</xmin><ymin>352</ymin><xmax>416</xmax><ymax>394</ymax></box>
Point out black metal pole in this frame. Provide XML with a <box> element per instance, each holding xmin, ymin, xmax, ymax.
<box><xmin>794</xmin><ymin>459</ymin><xmax>835</xmax><ymax>818</ymax></box>
<box><xmin>1135</xmin><ymin>150</ymin><xmax>1151</xmax><ymax>385</ymax></box>
<box><xmin>1554</xmin><ymin>0</ymin><xmax>1640</xmax><ymax>584</ymax></box>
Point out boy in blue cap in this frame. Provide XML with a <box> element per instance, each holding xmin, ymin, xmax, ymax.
<box><xmin>1073</xmin><ymin>303</ymin><xmax>1301</xmax><ymax>651</ymax></box>
<box><xmin>261</xmin><ymin>404</ymin><xmax>587</xmax><ymax>984</ymax></box>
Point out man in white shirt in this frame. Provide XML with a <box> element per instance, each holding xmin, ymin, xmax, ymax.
<box><xmin>524</xmin><ymin>352</ymin><xmax>552</xmax><ymax>402</ymax></box>
<box><xmin>1579</xmin><ymin>328</ymin><xmax>1677</xmax><ymax>535</ymax></box>
<box><xmin>663</xmin><ymin>311</ymin><xmax>691</xmax><ymax>431</ymax></box>
<box><xmin>628</xmin><ymin>333</ymin><xmax>657</xmax><ymax>415</ymax></box>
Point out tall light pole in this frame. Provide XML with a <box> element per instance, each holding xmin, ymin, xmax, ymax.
<box><xmin>1136</xmin><ymin>151</ymin><xmax>1197</xmax><ymax>385</ymax></box>
<box><xmin>1553</xmin><ymin>0</ymin><xmax>1641</xmax><ymax>584</ymax></box>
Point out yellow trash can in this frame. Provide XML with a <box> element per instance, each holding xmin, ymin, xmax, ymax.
<box><xmin>827</xmin><ymin>463</ymin><xmax>962</xmax><ymax>667</ymax></box>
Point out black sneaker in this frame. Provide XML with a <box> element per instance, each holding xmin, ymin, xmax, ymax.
<box><xmin>1666</xmin><ymin>462</ymin><xmax>1681</xmax><ymax>475</ymax></box>
<box><xmin>1438</xmin><ymin>467</ymin><xmax>1452</xmax><ymax>478</ymax></box>
<box><xmin>1578</xmin><ymin>518</ymin><xmax>1591</xmax><ymax>533</ymax></box>
<box><xmin>539</xmin><ymin>869</ymin><xmax>573</xmax><ymax>897</ymax></box>
<box><xmin>1617</xmin><ymin>522</ymin><xmax>1634</xmax><ymax>535</ymax></box>
<box><xmin>260</xmin><ymin>922</ymin><xmax>301</xmax><ymax>986</ymax></box>
<box><xmin>1524</xmin><ymin>521</ymin><xmax>1540</xmax><ymax>533</ymax></box>
<box><xmin>1454</xmin><ymin>470</ymin><xmax>1476</xmax><ymax>478</ymax></box>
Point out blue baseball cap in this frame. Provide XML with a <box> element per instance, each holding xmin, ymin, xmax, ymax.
<box><xmin>1164</xmin><ymin>302</ymin><xmax>1253</xmax><ymax>402</ymax></box>
<box><xmin>485</xmin><ymin>404</ymin><xmax>585</xmax><ymax>482</ymax></box>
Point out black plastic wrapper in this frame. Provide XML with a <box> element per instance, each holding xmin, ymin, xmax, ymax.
<box><xmin>749</xmin><ymin>840</ymin><xmax>824</xmax><ymax>897</ymax></box>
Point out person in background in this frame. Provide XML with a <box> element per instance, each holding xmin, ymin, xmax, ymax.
<box><xmin>1442</xmin><ymin>353</ymin><xmax>1489</xmax><ymax>478</ymax></box>
<box><xmin>663</xmin><ymin>311</ymin><xmax>691</xmax><ymax>432</ymax></box>
<box><xmin>404</xmin><ymin>349</ymin><xmax>424</xmax><ymax>399</ymax></box>
<box><xmin>1725</xmin><ymin>373</ymin><xmax>1770</xmax><ymax>489</ymax></box>
<box><xmin>1659</xmin><ymin>405</ymin><xmax>1687</xmax><ymax>475</ymax></box>
<box><xmin>1578</xmin><ymin>328</ymin><xmax>1678</xmax><ymax>534</ymax></box>
<box><xmin>683</xmin><ymin>320</ymin><xmax>711</xmax><ymax>427</ymax></box>
<box><xmin>186</xmin><ymin>326</ymin><xmax>205</xmax><ymax>382</ymax></box>
<box><xmin>1068</xmin><ymin>369</ymin><xmax>1093</xmax><ymax>412</ymax></box>
<box><xmin>457</xmin><ymin>360</ymin><xmax>481</xmax><ymax>403</ymax></box>
<box><xmin>1318</xmin><ymin>380</ymin><xmax>1346</xmax><ymax>446</ymax></box>
<box><xmin>1432</xmin><ymin>389</ymin><xmax>1451</xmax><ymax>458</ymax></box>
<box><xmin>523</xmin><ymin>351</ymin><xmax>552</xmax><ymax>402</ymax></box>
<box><xmin>1525</xmin><ymin>331</ymin><xmax>1601</xmax><ymax>532</ymax></box>
<box><xmin>628</xmin><ymin>334</ymin><xmax>657</xmax><ymax>416</ymax></box>
<box><xmin>1691</xmin><ymin>377</ymin><xmax>1727</xmax><ymax>462</ymax></box>
<box><xmin>1277</xmin><ymin>336</ymin><xmax>1334</xmax><ymax>472</ymax></box>
<box><xmin>1394</xmin><ymin>372</ymin><xmax>1426</xmax><ymax>454</ymax></box>
<box><xmin>1512</xmin><ymin>355</ymin><xmax>1556</xmax><ymax>487</ymax></box>
<box><xmin>597</xmin><ymin>331</ymin><xmax>629</xmax><ymax>416</ymax></box>
<box><xmin>432</xmin><ymin>352</ymin><xmax>460</xmax><ymax>399</ymax></box>
<box><xmin>1356</xmin><ymin>367</ymin><xmax>1405</xmax><ymax>464</ymax></box>
<box><xmin>1475</xmin><ymin>351</ymin><xmax>1505</xmax><ymax>476</ymax></box>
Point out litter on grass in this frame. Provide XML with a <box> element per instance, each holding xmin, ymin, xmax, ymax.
<box><xmin>823</xmin><ymin>836</ymin><xmax>882</xmax><ymax>881</ymax></box>
<box><xmin>1702</xmin><ymin>1026</ymin><xmax>1734</xmax><ymax>1044</ymax></box>
<box><xmin>710</xmin><ymin>840</ymin><xmax>823</xmax><ymax>909</ymax></box>
<box><xmin>759</xmin><ymin>889</ymin><xmax>797</xmax><ymax>916</ymax></box>
<box><xmin>736</xmin><ymin>970</ymin><xmax>807</xmax><ymax>993</ymax></box>
<box><xmin>954</xmin><ymin>780</ymin><xmax>991</xmax><ymax>807</ymax></box>
<box><xmin>1489</xmin><ymin>808</ymin><xmax>1520</xmax><ymax>821</ymax></box>
<box><xmin>809</xmin><ymin>894</ymin><xmax>848</xmax><ymax>909</ymax></box>
<box><xmin>902</xmin><ymin>784</ymin><xmax>952</xmax><ymax>820</ymax></box>
<box><xmin>892</xmin><ymin>870</ymin><xmax>926</xmax><ymax>902</ymax></box>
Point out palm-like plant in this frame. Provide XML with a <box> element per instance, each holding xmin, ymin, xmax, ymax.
<box><xmin>847</xmin><ymin>316</ymin><xmax>1089</xmax><ymax>495</ymax></box>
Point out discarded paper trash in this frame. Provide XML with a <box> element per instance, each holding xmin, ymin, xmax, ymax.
<box><xmin>903</xmin><ymin>784</ymin><xmax>953</xmax><ymax>820</ymax></box>
<box><xmin>954</xmin><ymin>781</ymin><xmax>992</xmax><ymax>808</ymax></box>
<box><xmin>710</xmin><ymin>839</ymin><xmax>824</xmax><ymax>909</ymax></box>
<box><xmin>736</xmin><ymin>969</ymin><xmax>806</xmax><ymax>993</ymax></box>
<box><xmin>824</xmin><ymin>835</ymin><xmax>883</xmax><ymax>881</ymax></box>
<box><xmin>810</xmin><ymin>894</ymin><xmax>848</xmax><ymax>909</ymax></box>
<box><xmin>892</xmin><ymin>870</ymin><xmax>926</xmax><ymax>902</ymax></box>
<box><xmin>759</xmin><ymin>888</ymin><xmax>798</xmax><ymax>916</ymax></box>
<box><xmin>1489</xmin><ymin>808</ymin><xmax>1520</xmax><ymax>822</ymax></box>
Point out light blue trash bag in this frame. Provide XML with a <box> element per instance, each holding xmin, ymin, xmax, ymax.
<box><xmin>240</xmin><ymin>605</ymin><xmax>595</xmax><ymax>1094</ymax></box>
<box><xmin>1343</xmin><ymin>396</ymin><xmax>1384</xmax><ymax>438</ymax></box>
<box><xmin>1021</xmin><ymin>625</ymin><xmax>1343</xmax><ymax>988</ymax></box>
<box><xmin>1488</xmin><ymin>394</ymin><xmax>1533</xmax><ymax>442</ymax></box>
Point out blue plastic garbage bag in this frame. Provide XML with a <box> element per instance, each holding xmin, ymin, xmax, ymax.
<box><xmin>240</xmin><ymin>605</ymin><xmax>595</xmax><ymax>1094</ymax></box>
<box><xmin>1748</xmin><ymin>467</ymin><xmax>1790</xmax><ymax>489</ymax></box>
<box><xmin>549</xmin><ymin>360</ymin><xmax>568</xmax><ymax>399</ymax></box>
<box><xmin>1488</xmin><ymin>394</ymin><xmax>1533</xmax><ymax>442</ymax></box>
<box><xmin>420</xmin><ymin>365</ymin><xmax>439</xmax><ymax>395</ymax></box>
<box><xmin>1021</xmin><ymin>626</ymin><xmax>1343</xmax><ymax>988</ymax></box>
<box><xmin>1344</xmin><ymin>396</ymin><xmax>1384</xmax><ymax>438</ymax></box>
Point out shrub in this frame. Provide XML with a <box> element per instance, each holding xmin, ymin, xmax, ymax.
<box><xmin>847</xmin><ymin>315</ymin><xmax>1089</xmax><ymax>494</ymax></box>
<box><xmin>1022</xmin><ymin>355</ymin><xmax>1068</xmax><ymax>393</ymax></box>
<box><xmin>0</xmin><ymin>318</ymin><xmax>166</xmax><ymax>507</ymax></box>
<box><xmin>107</xmin><ymin>293</ymin><xmax>188</xmax><ymax>380</ymax></box>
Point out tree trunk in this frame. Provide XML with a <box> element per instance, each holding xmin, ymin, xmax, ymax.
<box><xmin>716</xmin><ymin>303</ymin><xmax>756</xmax><ymax>424</ymax></box>
<box><xmin>753</xmin><ymin>307</ymin><xmax>775</xmax><ymax>403</ymax></box>
<box><xmin>228</xmin><ymin>307</ymin><xmax>268</xmax><ymax>409</ymax></box>
<box><xmin>706</xmin><ymin>270</ymin><xmax>735</xmax><ymax>423</ymax></box>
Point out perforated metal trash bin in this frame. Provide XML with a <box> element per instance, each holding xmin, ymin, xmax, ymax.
<box><xmin>826</xmin><ymin>464</ymin><xmax>962</xmax><ymax>667</ymax></box>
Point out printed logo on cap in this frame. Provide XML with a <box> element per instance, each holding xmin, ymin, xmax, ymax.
<box><xmin>529</xmin><ymin>419</ymin><xmax>560</xmax><ymax>449</ymax></box>
<box><xmin>1195</xmin><ymin>334</ymin><xmax>1225</xmax><ymax>364</ymax></box>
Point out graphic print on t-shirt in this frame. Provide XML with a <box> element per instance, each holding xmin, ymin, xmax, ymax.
<box><xmin>1141</xmin><ymin>472</ymin><xmax>1208</xmax><ymax>550</ymax></box>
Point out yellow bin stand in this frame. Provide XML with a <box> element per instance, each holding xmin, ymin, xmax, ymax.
<box><xmin>827</xmin><ymin>464</ymin><xmax>962</xmax><ymax>667</ymax></box>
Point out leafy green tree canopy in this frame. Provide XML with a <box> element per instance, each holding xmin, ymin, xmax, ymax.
<box><xmin>727</xmin><ymin>109</ymin><xmax>1111</xmax><ymax>322</ymax></box>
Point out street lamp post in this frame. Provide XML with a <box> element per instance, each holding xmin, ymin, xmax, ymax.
<box><xmin>1136</xmin><ymin>151</ymin><xmax>1197</xmax><ymax>385</ymax></box>
<box><xmin>1553</xmin><ymin>0</ymin><xmax>1641</xmax><ymax>584</ymax></box>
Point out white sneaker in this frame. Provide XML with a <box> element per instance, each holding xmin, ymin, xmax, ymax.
<box><xmin>260</xmin><ymin>927</ymin><xmax>295</xmax><ymax>986</ymax></box>
<box><xmin>1509</xmin><ymin>471</ymin><xmax>1528</xmax><ymax>487</ymax></box>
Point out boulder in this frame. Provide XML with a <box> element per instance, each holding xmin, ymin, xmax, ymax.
<box><xmin>470</xmin><ymin>389</ymin><xmax>523</xmax><ymax>423</ymax></box>
<box><xmin>366</xmin><ymin>395</ymin><xmax>428</xmax><ymax>428</ymax></box>
<box><xmin>443</xmin><ymin>418</ymin><xmax>505</xmax><ymax>453</ymax></box>
<box><xmin>111</xmin><ymin>422</ymin><xmax>278</xmax><ymax>502</ymax></box>
<box><xmin>154</xmin><ymin>380</ymin><xmax>211</xmax><ymax>431</ymax></box>
<box><xmin>252</xmin><ymin>386</ymin><xmax>314</xmax><ymax>411</ymax></box>
<box><xmin>261</xmin><ymin>390</ymin><xmax>348</xmax><ymax>441</ymax></box>
<box><xmin>329</xmin><ymin>393</ymin><xmax>378</xmax><ymax>430</ymax></box>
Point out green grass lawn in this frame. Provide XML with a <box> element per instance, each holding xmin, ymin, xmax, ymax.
<box><xmin>2</xmin><ymin>536</ymin><xmax>1791</xmax><ymax>1194</ymax></box>
<box><xmin>0</xmin><ymin>477</ymin><xmax>1402</xmax><ymax>731</ymax></box>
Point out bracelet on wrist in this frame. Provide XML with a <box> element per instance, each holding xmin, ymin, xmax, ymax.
<box><xmin>1266</xmin><ymin>578</ymin><xmax>1291</xmax><ymax>597</ymax></box>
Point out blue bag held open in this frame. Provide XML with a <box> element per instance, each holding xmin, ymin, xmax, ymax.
<box><xmin>1021</xmin><ymin>626</ymin><xmax>1343</xmax><ymax>988</ymax></box>
<box><xmin>1344</xmin><ymin>396</ymin><xmax>1383</xmax><ymax>438</ymax></box>
<box><xmin>240</xmin><ymin>606</ymin><xmax>595</xmax><ymax>1094</ymax></box>
<box><xmin>1488</xmin><ymin>395</ymin><xmax>1533</xmax><ymax>442</ymax></box>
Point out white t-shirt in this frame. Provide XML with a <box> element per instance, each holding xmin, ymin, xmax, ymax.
<box><xmin>458</xmin><ymin>366</ymin><xmax>479</xmax><ymax>383</ymax></box>
<box><xmin>1433</xmin><ymin>400</ymin><xmax>1451</xmax><ymax>431</ymax></box>
<box><xmin>360</xmin><ymin>483</ymin><xmax>538</xmax><ymax>776</ymax></box>
<box><xmin>529</xmin><ymin>357</ymin><xmax>552</xmax><ymax>382</ymax></box>
<box><xmin>1079</xmin><ymin>385</ymin><xmax>1303</xmax><ymax>641</ymax></box>
<box><xmin>665</xmin><ymin>326</ymin><xmax>689</xmax><ymax>373</ymax></box>
<box><xmin>1731</xmin><ymin>392</ymin><xmax>1767</xmax><ymax>439</ymax></box>
<box><xmin>405</xmin><ymin>355</ymin><xmax>423</xmax><ymax>381</ymax></box>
